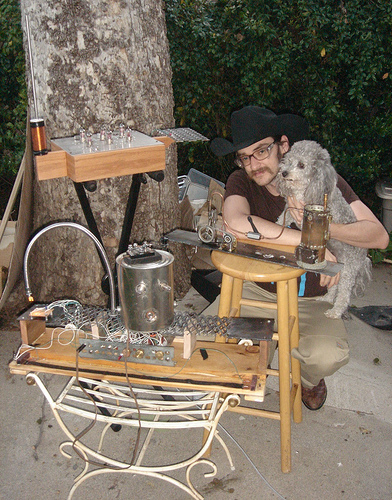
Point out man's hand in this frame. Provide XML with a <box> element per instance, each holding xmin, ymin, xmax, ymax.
<box><xmin>320</xmin><ymin>248</ymin><xmax>340</xmax><ymax>288</ymax></box>
<box><xmin>287</xmin><ymin>196</ymin><xmax>305</xmax><ymax>227</ymax></box>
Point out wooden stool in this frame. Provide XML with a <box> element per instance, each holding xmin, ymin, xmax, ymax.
<box><xmin>211</xmin><ymin>250</ymin><xmax>305</xmax><ymax>473</ymax></box>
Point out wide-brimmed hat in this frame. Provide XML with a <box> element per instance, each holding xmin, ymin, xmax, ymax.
<box><xmin>210</xmin><ymin>106</ymin><xmax>309</xmax><ymax>156</ymax></box>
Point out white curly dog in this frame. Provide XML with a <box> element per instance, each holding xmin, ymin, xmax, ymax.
<box><xmin>275</xmin><ymin>140</ymin><xmax>372</xmax><ymax>319</ymax></box>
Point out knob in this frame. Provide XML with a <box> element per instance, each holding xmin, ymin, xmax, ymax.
<box><xmin>135</xmin><ymin>281</ymin><xmax>147</xmax><ymax>295</ymax></box>
<box><xmin>229</xmin><ymin>397</ymin><xmax>239</xmax><ymax>408</ymax></box>
<box><xmin>145</xmin><ymin>310</ymin><xmax>158</xmax><ymax>323</ymax></box>
<box><xmin>158</xmin><ymin>280</ymin><xmax>172</xmax><ymax>292</ymax></box>
<box><xmin>135</xmin><ymin>349</ymin><xmax>144</xmax><ymax>359</ymax></box>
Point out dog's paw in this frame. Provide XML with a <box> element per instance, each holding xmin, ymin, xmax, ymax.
<box><xmin>317</xmin><ymin>295</ymin><xmax>334</xmax><ymax>305</ymax></box>
<box><xmin>324</xmin><ymin>307</ymin><xmax>344</xmax><ymax>319</ymax></box>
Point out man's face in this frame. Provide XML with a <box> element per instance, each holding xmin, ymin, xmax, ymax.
<box><xmin>236</xmin><ymin>136</ymin><xmax>289</xmax><ymax>187</ymax></box>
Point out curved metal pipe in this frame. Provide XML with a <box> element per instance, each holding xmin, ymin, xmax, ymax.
<box><xmin>23</xmin><ymin>221</ymin><xmax>116</xmax><ymax>313</ymax></box>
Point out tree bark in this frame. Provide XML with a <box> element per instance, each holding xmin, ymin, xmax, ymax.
<box><xmin>20</xmin><ymin>0</ymin><xmax>190</xmax><ymax>306</ymax></box>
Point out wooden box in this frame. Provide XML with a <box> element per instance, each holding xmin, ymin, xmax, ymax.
<box><xmin>34</xmin><ymin>131</ymin><xmax>172</xmax><ymax>182</ymax></box>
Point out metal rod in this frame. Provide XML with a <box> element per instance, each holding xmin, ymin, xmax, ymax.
<box><xmin>23</xmin><ymin>222</ymin><xmax>117</xmax><ymax>313</ymax></box>
<box><xmin>25</xmin><ymin>14</ymin><xmax>39</xmax><ymax>118</ymax></box>
<box><xmin>79</xmin><ymin>380</ymin><xmax>122</xmax><ymax>432</ymax></box>
<box><xmin>72</xmin><ymin>182</ymin><xmax>116</xmax><ymax>302</ymax></box>
<box><xmin>116</xmin><ymin>173</ymin><xmax>145</xmax><ymax>257</ymax></box>
<box><xmin>73</xmin><ymin>182</ymin><xmax>106</xmax><ymax>269</ymax></box>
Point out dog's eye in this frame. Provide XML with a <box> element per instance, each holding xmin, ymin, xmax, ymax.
<box><xmin>298</xmin><ymin>162</ymin><xmax>305</xmax><ymax>169</ymax></box>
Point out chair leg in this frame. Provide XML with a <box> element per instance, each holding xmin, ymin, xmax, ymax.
<box><xmin>231</xmin><ymin>278</ymin><xmax>243</xmax><ymax>317</ymax></box>
<box><xmin>288</xmin><ymin>277</ymin><xmax>302</xmax><ymax>424</ymax></box>
<box><xmin>218</xmin><ymin>273</ymin><xmax>234</xmax><ymax>316</ymax></box>
<box><xmin>276</xmin><ymin>280</ymin><xmax>291</xmax><ymax>473</ymax></box>
<box><xmin>216</xmin><ymin>270</ymin><xmax>301</xmax><ymax>473</ymax></box>
<box><xmin>216</xmin><ymin>274</ymin><xmax>234</xmax><ymax>343</ymax></box>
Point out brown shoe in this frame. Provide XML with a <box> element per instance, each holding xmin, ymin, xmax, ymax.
<box><xmin>301</xmin><ymin>379</ymin><xmax>327</xmax><ymax>410</ymax></box>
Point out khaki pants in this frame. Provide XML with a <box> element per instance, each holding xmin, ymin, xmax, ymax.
<box><xmin>203</xmin><ymin>280</ymin><xmax>349</xmax><ymax>388</ymax></box>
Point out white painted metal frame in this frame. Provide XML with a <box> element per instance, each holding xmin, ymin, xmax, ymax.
<box><xmin>27</xmin><ymin>373</ymin><xmax>239</xmax><ymax>499</ymax></box>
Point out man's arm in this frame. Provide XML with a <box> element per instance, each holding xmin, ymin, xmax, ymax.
<box><xmin>286</xmin><ymin>196</ymin><xmax>389</xmax><ymax>250</ymax></box>
<box><xmin>224</xmin><ymin>193</ymin><xmax>340</xmax><ymax>288</ymax></box>
<box><xmin>223</xmin><ymin>194</ymin><xmax>302</xmax><ymax>245</ymax></box>
<box><xmin>223</xmin><ymin>194</ymin><xmax>389</xmax><ymax>290</ymax></box>
<box><xmin>330</xmin><ymin>200</ymin><xmax>389</xmax><ymax>249</ymax></box>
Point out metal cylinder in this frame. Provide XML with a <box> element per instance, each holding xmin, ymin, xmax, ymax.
<box><xmin>295</xmin><ymin>204</ymin><xmax>331</xmax><ymax>269</ymax></box>
<box><xmin>30</xmin><ymin>118</ymin><xmax>48</xmax><ymax>155</ymax></box>
<box><xmin>116</xmin><ymin>249</ymin><xmax>174</xmax><ymax>332</ymax></box>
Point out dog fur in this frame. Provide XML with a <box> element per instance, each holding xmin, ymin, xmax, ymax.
<box><xmin>275</xmin><ymin>140</ymin><xmax>372</xmax><ymax>319</ymax></box>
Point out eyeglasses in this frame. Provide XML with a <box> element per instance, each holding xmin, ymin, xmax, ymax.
<box><xmin>235</xmin><ymin>140</ymin><xmax>276</xmax><ymax>168</ymax></box>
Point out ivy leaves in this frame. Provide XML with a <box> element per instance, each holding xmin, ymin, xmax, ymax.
<box><xmin>165</xmin><ymin>0</ymin><xmax>392</xmax><ymax>211</ymax></box>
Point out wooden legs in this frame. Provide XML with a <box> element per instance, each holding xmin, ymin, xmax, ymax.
<box><xmin>276</xmin><ymin>280</ymin><xmax>291</xmax><ymax>473</ymax></box>
<box><xmin>275</xmin><ymin>279</ymin><xmax>303</xmax><ymax>473</ymax></box>
<box><xmin>288</xmin><ymin>278</ymin><xmax>302</xmax><ymax>425</ymax></box>
<box><xmin>231</xmin><ymin>278</ymin><xmax>243</xmax><ymax>316</ymax></box>
<box><xmin>218</xmin><ymin>274</ymin><xmax>302</xmax><ymax>473</ymax></box>
<box><xmin>216</xmin><ymin>275</ymin><xmax>243</xmax><ymax>342</ymax></box>
<box><xmin>217</xmin><ymin>275</ymin><xmax>243</xmax><ymax>318</ymax></box>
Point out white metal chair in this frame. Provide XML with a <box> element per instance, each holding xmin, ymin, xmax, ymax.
<box><xmin>27</xmin><ymin>372</ymin><xmax>239</xmax><ymax>499</ymax></box>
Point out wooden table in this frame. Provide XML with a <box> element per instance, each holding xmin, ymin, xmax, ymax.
<box><xmin>10</xmin><ymin>310</ymin><xmax>270</xmax><ymax>399</ymax></box>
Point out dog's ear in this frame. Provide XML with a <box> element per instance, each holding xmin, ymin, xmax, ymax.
<box><xmin>304</xmin><ymin>145</ymin><xmax>337</xmax><ymax>204</ymax></box>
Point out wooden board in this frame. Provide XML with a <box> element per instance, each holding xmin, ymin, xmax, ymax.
<box><xmin>10</xmin><ymin>327</ymin><xmax>267</xmax><ymax>398</ymax></box>
<box><xmin>34</xmin><ymin>132</ymin><xmax>170</xmax><ymax>182</ymax></box>
<box><xmin>0</xmin><ymin>119</ymin><xmax>34</xmax><ymax>311</ymax></box>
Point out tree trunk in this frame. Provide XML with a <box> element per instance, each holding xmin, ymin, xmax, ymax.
<box><xmin>20</xmin><ymin>0</ymin><xmax>190</xmax><ymax>307</ymax></box>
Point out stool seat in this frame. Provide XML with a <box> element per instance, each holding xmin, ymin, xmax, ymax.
<box><xmin>211</xmin><ymin>249</ymin><xmax>305</xmax><ymax>474</ymax></box>
<box><xmin>211</xmin><ymin>252</ymin><xmax>304</xmax><ymax>283</ymax></box>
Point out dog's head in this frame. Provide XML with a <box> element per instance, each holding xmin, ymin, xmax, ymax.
<box><xmin>275</xmin><ymin>140</ymin><xmax>337</xmax><ymax>204</ymax></box>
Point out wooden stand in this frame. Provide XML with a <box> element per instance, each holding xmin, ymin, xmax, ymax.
<box><xmin>34</xmin><ymin>133</ymin><xmax>174</xmax><ymax>182</ymax></box>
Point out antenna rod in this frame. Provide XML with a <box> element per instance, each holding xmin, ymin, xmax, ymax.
<box><xmin>25</xmin><ymin>14</ymin><xmax>39</xmax><ymax>119</ymax></box>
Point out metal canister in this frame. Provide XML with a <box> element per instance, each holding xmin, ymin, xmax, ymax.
<box><xmin>295</xmin><ymin>204</ymin><xmax>332</xmax><ymax>269</ymax></box>
<box><xmin>116</xmin><ymin>248</ymin><xmax>174</xmax><ymax>332</ymax></box>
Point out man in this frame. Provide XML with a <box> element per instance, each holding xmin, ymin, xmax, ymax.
<box><xmin>208</xmin><ymin>106</ymin><xmax>389</xmax><ymax>410</ymax></box>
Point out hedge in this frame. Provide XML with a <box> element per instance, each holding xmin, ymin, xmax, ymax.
<box><xmin>2</xmin><ymin>0</ymin><xmax>392</xmax><ymax>214</ymax></box>
<box><xmin>0</xmin><ymin>0</ymin><xmax>27</xmax><ymax>176</ymax></box>
<box><xmin>165</xmin><ymin>0</ymin><xmax>392</xmax><ymax>213</ymax></box>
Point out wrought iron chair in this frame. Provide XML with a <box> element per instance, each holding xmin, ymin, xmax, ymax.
<box><xmin>27</xmin><ymin>372</ymin><xmax>239</xmax><ymax>499</ymax></box>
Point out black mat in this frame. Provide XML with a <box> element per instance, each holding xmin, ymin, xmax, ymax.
<box><xmin>349</xmin><ymin>306</ymin><xmax>392</xmax><ymax>330</ymax></box>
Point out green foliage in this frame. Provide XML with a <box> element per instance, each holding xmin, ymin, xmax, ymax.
<box><xmin>3</xmin><ymin>0</ymin><xmax>391</xmax><ymax>217</ymax></box>
<box><xmin>165</xmin><ymin>0</ymin><xmax>392</xmax><ymax>213</ymax></box>
<box><xmin>369</xmin><ymin>232</ymin><xmax>392</xmax><ymax>264</ymax></box>
<box><xmin>0</xmin><ymin>0</ymin><xmax>27</xmax><ymax>176</ymax></box>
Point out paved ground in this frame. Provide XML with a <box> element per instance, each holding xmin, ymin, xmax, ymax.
<box><xmin>1</xmin><ymin>263</ymin><xmax>391</xmax><ymax>500</ymax></box>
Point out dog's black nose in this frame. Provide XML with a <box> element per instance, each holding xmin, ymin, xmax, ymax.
<box><xmin>281</xmin><ymin>170</ymin><xmax>288</xmax><ymax>178</ymax></box>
